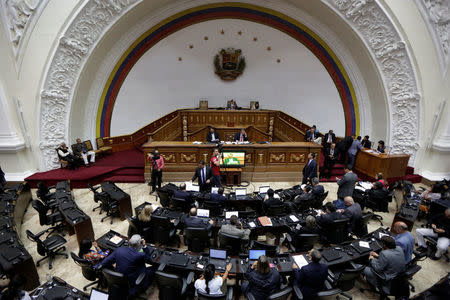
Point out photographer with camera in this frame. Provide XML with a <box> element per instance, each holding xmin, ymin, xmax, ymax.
<box><xmin>147</xmin><ymin>149</ymin><xmax>164</xmax><ymax>194</ymax></box>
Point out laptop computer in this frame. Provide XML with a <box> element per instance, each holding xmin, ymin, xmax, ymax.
<box><xmin>235</xmin><ymin>188</ymin><xmax>247</xmax><ymax>200</ymax></box>
<box><xmin>209</xmin><ymin>249</ymin><xmax>227</xmax><ymax>270</ymax></box>
<box><xmin>249</xmin><ymin>249</ymin><xmax>266</xmax><ymax>263</ymax></box>
<box><xmin>197</xmin><ymin>209</ymin><xmax>210</xmax><ymax>218</ymax></box>
<box><xmin>225</xmin><ymin>211</ymin><xmax>239</xmax><ymax>219</ymax></box>
<box><xmin>211</xmin><ymin>187</ymin><xmax>219</xmax><ymax>194</ymax></box>
<box><xmin>167</xmin><ymin>253</ymin><xmax>189</xmax><ymax>267</ymax></box>
<box><xmin>321</xmin><ymin>249</ymin><xmax>343</xmax><ymax>262</ymax></box>
<box><xmin>90</xmin><ymin>288</ymin><xmax>109</xmax><ymax>300</ymax></box>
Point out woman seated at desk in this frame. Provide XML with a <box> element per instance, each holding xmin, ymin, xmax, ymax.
<box><xmin>79</xmin><ymin>239</ymin><xmax>109</xmax><ymax>265</ymax></box>
<box><xmin>195</xmin><ymin>263</ymin><xmax>232</xmax><ymax>295</ymax></box>
<box><xmin>136</xmin><ymin>205</ymin><xmax>153</xmax><ymax>233</ymax></box>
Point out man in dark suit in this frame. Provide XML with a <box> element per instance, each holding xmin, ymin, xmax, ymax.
<box><xmin>323</xmin><ymin>130</ymin><xmax>336</xmax><ymax>149</ymax></box>
<box><xmin>322</xmin><ymin>143</ymin><xmax>338</xmax><ymax>179</ymax></box>
<box><xmin>263</xmin><ymin>189</ymin><xmax>283</xmax><ymax>212</ymax></box>
<box><xmin>311</xmin><ymin>177</ymin><xmax>324</xmax><ymax>197</ymax></box>
<box><xmin>72</xmin><ymin>138</ymin><xmax>95</xmax><ymax>166</ymax></box>
<box><xmin>302</xmin><ymin>153</ymin><xmax>317</xmax><ymax>184</ymax></box>
<box><xmin>336</xmin><ymin>135</ymin><xmax>354</xmax><ymax>163</ymax></box>
<box><xmin>336</xmin><ymin>166</ymin><xmax>358</xmax><ymax>200</ymax></box>
<box><xmin>368</xmin><ymin>181</ymin><xmax>389</xmax><ymax>211</ymax></box>
<box><xmin>234</xmin><ymin>128</ymin><xmax>248</xmax><ymax>142</ymax></box>
<box><xmin>209</xmin><ymin>187</ymin><xmax>227</xmax><ymax>204</ymax></box>
<box><xmin>305</xmin><ymin>126</ymin><xmax>321</xmax><ymax>144</ymax></box>
<box><xmin>100</xmin><ymin>234</ymin><xmax>153</xmax><ymax>295</ymax></box>
<box><xmin>347</xmin><ymin>136</ymin><xmax>363</xmax><ymax>169</ymax></box>
<box><xmin>292</xmin><ymin>249</ymin><xmax>328</xmax><ymax>299</ymax></box>
<box><xmin>183</xmin><ymin>207</ymin><xmax>213</xmax><ymax>230</ymax></box>
<box><xmin>192</xmin><ymin>160</ymin><xmax>214</xmax><ymax>192</ymax></box>
<box><xmin>316</xmin><ymin>202</ymin><xmax>344</xmax><ymax>227</ymax></box>
<box><xmin>340</xmin><ymin>196</ymin><xmax>362</xmax><ymax>233</ymax></box>
<box><xmin>173</xmin><ymin>183</ymin><xmax>194</xmax><ymax>205</ymax></box>
<box><xmin>206</xmin><ymin>127</ymin><xmax>220</xmax><ymax>143</ymax></box>
<box><xmin>361</xmin><ymin>135</ymin><xmax>372</xmax><ymax>148</ymax></box>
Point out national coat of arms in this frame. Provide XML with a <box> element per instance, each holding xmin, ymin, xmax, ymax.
<box><xmin>214</xmin><ymin>48</ymin><xmax>246</xmax><ymax>81</ymax></box>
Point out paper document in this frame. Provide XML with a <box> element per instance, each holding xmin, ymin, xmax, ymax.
<box><xmin>378</xmin><ymin>232</ymin><xmax>389</xmax><ymax>239</ymax></box>
<box><xmin>359</xmin><ymin>182</ymin><xmax>373</xmax><ymax>190</ymax></box>
<box><xmin>109</xmin><ymin>235</ymin><xmax>123</xmax><ymax>244</ymax></box>
<box><xmin>359</xmin><ymin>241</ymin><xmax>371</xmax><ymax>248</ymax></box>
<box><xmin>289</xmin><ymin>215</ymin><xmax>299</xmax><ymax>222</ymax></box>
<box><xmin>248</xmin><ymin>221</ymin><xmax>256</xmax><ymax>228</ymax></box>
<box><xmin>292</xmin><ymin>255</ymin><xmax>309</xmax><ymax>268</ymax></box>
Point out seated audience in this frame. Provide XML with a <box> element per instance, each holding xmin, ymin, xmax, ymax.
<box><xmin>323</xmin><ymin>129</ymin><xmax>336</xmax><ymax>149</ymax></box>
<box><xmin>195</xmin><ymin>263</ymin><xmax>232</xmax><ymax>295</ymax></box>
<box><xmin>242</xmin><ymin>255</ymin><xmax>282</xmax><ymax>299</ymax></box>
<box><xmin>291</xmin><ymin>215</ymin><xmax>320</xmax><ymax>237</ymax></box>
<box><xmin>361</xmin><ymin>135</ymin><xmax>371</xmax><ymax>148</ymax></box>
<box><xmin>322</xmin><ymin>143</ymin><xmax>338</xmax><ymax>179</ymax></box>
<box><xmin>99</xmin><ymin>234</ymin><xmax>154</xmax><ymax>294</ymax></box>
<box><xmin>183</xmin><ymin>207</ymin><xmax>213</xmax><ymax>230</ymax></box>
<box><xmin>173</xmin><ymin>183</ymin><xmax>193</xmax><ymax>204</ymax></box>
<box><xmin>374</xmin><ymin>172</ymin><xmax>387</xmax><ymax>188</ymax></box>
<box><xmin>226</xmin><ymin>99</ymin><xmax>238</xmax><ymax>110</ymax></box>
<box><xmin>419</xmin><ymin>183</ymin><xmax>444</xmax><ymax>202</ymax></box>
<box><xmin>57</xmin><ymin>142</ymin><xmax>80</xmax><ymax>169</ymax></box>
<box><xmin>136</xmin><ymin>204</ymin><xmax>153</xmax><ymax>231</ymax></box>
<box><xmin>206</xmin><ymin>127</ymin><xmax>220</xmax><ymax>143</ymax></box>
<box><xmin>219</xmin><ymin>214</ymin><xmax>250</xmax><ymax>240</ymax></box>
<box><xmin>415</xmin><ymin>208</ymin><xmax>450</xmax><ymax>260</ymax></box>
<box><xmin>392</xmin><ymin>222</ymin><xmax>415</xmax><ymax>264</ymax></box>
<box><xmin>79</xmin><ymin>239</ymin><xmax>109</xmax><ymax>265</ymax></box>
<box><xmin>316</xmin><ymin>202</ymin><xmax>343</xmax><ymax>228</ymax></box>
<box><xmin>72</xmin><ymin>138</ymin><xmax>95</xmax><ymax>166</ymax></box>
<box><xmin>234</xmin><ymin>128</ymin><xmax>248</xmax><ymax>142</ymax></box>
<box><xmin>377</xmin><ymin>140</ymin><xmax>386</xmax><ymax>153</ymax></box>
<box><xmin>368</xmin><ymin>181</ymin><xmax>389</xmax><ymax>211</ymax></box>
<box><xmin>363</xmin><ymin>236</ymin><xmax>406</xmax><ymax>292</ymax></box>
<box><xmin>292</xmin><ymin>249</ymin><xmax>328</xmax><ymax>300</ymax></box>
<box><xmin>263</xmin><ymin>188</ymin><xmax>284</xmax><ymax>212</ymax></box>
<box><xmin>339</xmin><ymin>196</ymin><xmax>362</xmax><ymax>233</ymax></box>
<box><xmin>210</xmin><ymin>187</ymin><xmax>226</xmax><ymax>204</ymax></box>
<box><xmin>0</xmin><ymin>274</ymin><xmax>31</xmax><ymax>300</ymax></box>
<box><xmin>311</xmin><ymin>177</ymin><xmax>324</xmax><ymax>197</ymax></box>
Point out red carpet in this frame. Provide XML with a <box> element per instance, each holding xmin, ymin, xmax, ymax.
<box><xmin>26</xmin><ymin>149</ymin><xmax>145</xmax><ymax>188</ymax></box>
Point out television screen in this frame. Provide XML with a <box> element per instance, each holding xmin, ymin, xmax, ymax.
<box><xmin>220</xmin><ymin>151</ymin><xmax>245</xmax><ymax>167</ymax></box>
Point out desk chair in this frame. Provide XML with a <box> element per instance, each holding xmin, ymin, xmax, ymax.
<box><xmin>218</xmin><ymin>232</ymin><xmax>244</xmax><ymax>255</ymax></box>
<box><xmin>154</xmin><ymin>270</ymin><xmax>194</xmax><ymax>300</ymax></box>
<box><xmin>202</xmin><ymin>201</ymin><xmax>224</xmax><ymax>217</ymax></box>
<box><xmin>293</xmin><ymin>270</ymin><xmax>341</xmax><ymax>300</ymax></box>
<box><xmin>88</xmin><ymin>184</ymin><xmax>109</xmax><ymax>213</ymax></box>
<box><xmin>89</xmin><ymin>184</ymin><xmax>120</xmax><ymax>224</ymax></box>
<box><xmin>70</xmin><ymin>252</ymin><xmax>104</xmax><ymax>291</ymax></box>
<box><xmin>321</xmin><ymin>218</ymin><xmax>349</xmax><ymax>245</ymax></box>
<box><xmin>238</xmin><ymin>210</ymin><xmax>257</xmax><ymax>218</ymax></box>
<box><xmin>266</xmin><ymin>204</ymin><xmax>287</xmax><ymax>216</ymax></box>
<box><xmin>31</xmin><ymin>200</ymin><xmax>65</xmax><ymax>236</ymax></box>
<box><xmin>312</xmin><ymin>191</ymin><xmax>328</xmax><ymax>209</ymax></box>
<box><xmin>102</xmin><ymin>268</ymin><xmax>147</xmax><ymax>300</ymax></box>
<box><xmin>184</xmin><ymin>227</ymin><xmax>211</xmax><ymax>252</ymax></box>
<box><xmin>26</xmin><ymin>229</ymin><xmax>68</xmax><ymax>269</ymax></box>
<box><xmin>286</xmin><ymin>233</ymin><xmax>319</xmax><ymax>253</ymax></box>
<box><xmin>148</xmin><ymin>215</ymin><xmax>179</xmax><ymax>246</ymax></box>
<box><xmin>36</xmin><ymin>182</ymin><xmax>57</xmax><ymax>209</ymax></box>
<box><xmin>352</xmin><ymin>212</ymin><xmax>373</xmax><ymax>237</ymax></box>
<box><xmin>327</xmin><ymin>263</ymin><xmax>365</xmax><ymax>299</ymax></box>
<box><xmin>156</xmin><ymin>189</ymin><xmax>172</xmax><ymax>207</ymax></box>
<box><xmin>124</xmin><ymin>213</ymin><xmax>138</xmax><ymax>238</ymax></box>
<box><xmin>366</xmin><ymin>190</ymin><xmax>393</xmax><ymax>226</ymax></box>
<box><xmin>171</xmin><ymin>197</ymin><xmax>193</xmax><ymax>212</ymax></box>
<box><xmin>249</xmin><ymin>240</ymin><xmax>280</xmax><ymax>257</ymax></box>
<box><xmin>197</xmin><ymin>288</ymin><xmax>233</xmax><ymax>300</ymax></box>
<box><xmin>247</xmin><ymin>286</ymin><xmax>292</xmax><ymax>300</ymax></box>
<box><xmin>360</xmin><ymin>269</ymin><xmax>410</xmax><ymax>300</ymax></box>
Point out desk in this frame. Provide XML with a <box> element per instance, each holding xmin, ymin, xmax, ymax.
<box><xmin>354</xmin><ymin>150</ymin><xmax>410</xmax><ymax>179</ymax></box>
<box><xmin>100</xmin><ymin>182</ymin><xmax>133</xmax><ymax>219</ymax></box>
<box><xmin>143</xmin><ymin>141</ymin><xmax>322</xmax><ymax>182</ymax></box>
<box><xmin>220</xmin><ymin>168</ymin><xmax>242</xmax><ymax>185</ymax></box>
<box><xmin>30</xmin><ymin>277</ymin><xmax>89</xmax><ymax>299</ymax></box>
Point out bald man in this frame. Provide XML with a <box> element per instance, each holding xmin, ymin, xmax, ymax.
<box><xmin>393</xmin><ymin>222</ymin><xmax>415</xmax><ymax>263</ymax></box>
<box><xmin>183</xmin><ymin>207</ymin><xmax>213</xmax><ymax>230</ymax></box>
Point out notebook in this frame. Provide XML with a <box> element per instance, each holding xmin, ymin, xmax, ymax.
<box><xmin>258</xmin><ymin>216</ymin><xmax>272</xmax><ymax>227</ymax></box>
<box><xmin>209</xmin><ymin>249</ymin><xmax>227</xmax><ymax>270</ymax></box>
<box><xmin>249</xmin><ymin>249</ymin><xmax>266</xmax><ymax>261</ymax></box>
<box><xmin>197</xmin><ymin>209</ymin><xmax>210</xmax><ymax>218</ymax></box>
<box><xmin>167</xmin><ymin>253</ymin><xmax>189</xmax><ymax>267</ymax></box>
<box><xmin>234</xmin><ymin>188</ymin><xmax>248</xmax><ymax>200</ymax></box>
<box><xmin>90</xmin><ymin>288</ymin><xmax>109</xmax><ymax>300</ymax></box>
<box><xmin>259</xmin><ymin>186</ymin><xmax>270</xmax><ymax>194</ymax></box>
<box><xmin>225</xmin><ymin>211</ymin><xmax>239</xmax><ymax>219</ymax></box>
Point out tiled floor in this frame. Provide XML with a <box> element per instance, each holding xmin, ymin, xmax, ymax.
<box><xmin>19</xmin><ymin>182</ymin><xmax>449</xmax><ymax>299</ymax></box>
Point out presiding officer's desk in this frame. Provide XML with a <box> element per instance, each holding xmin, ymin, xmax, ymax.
<box><xmin>355</xmin><ymin>149</ymin><xmax>410</xmax><ymax>179</ymax></box>
<box><xmin>96</xmin><ymin>228</ymin><xmax>389</xmax><ymax>278</ymax></box>
<box><xmin>142</xmin><ymin>141</ymin><xmax>322</xmax><ymax>182</ymax></box>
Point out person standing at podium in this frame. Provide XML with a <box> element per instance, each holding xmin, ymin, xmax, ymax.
<box><xmin>210</xmin><ymin>148</ymin><xmax>221</xmax><ymax>187</ymax></box>
<box><xmin>192</xmin><ymin>160</ymin><xmax>213</xmax><ymax>192</ymax></box>
<box><xmin>234</xmin><ymin>128</ymin><xmax>248</xmax><ymax>142</ymax></box>
<box><xmin>206</xmin><ymin>127</ymin><xmax>220</xmax><ymax>143</ymax></box>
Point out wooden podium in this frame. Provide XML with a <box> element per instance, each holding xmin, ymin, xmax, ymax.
<box><xmin>354</xmin><ymin>149</ymin><xmax>410</xmax><ymax>179</ymax></box>
<box><xmin>221</xmin><ymin>168</ymin><xmax>242</xmax><ymax>185</ymax></box>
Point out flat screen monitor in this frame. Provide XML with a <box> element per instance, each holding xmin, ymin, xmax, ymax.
<box><xmin>186</xmin><ymin>182</ymin><xmax>200</xmax><ymax>192</ymax></box>
<box><xmin>249</xmin><ymin>249</ymin><xmax>266</xmax><ymax>260</ymax></box>
<box><xmin>197</xmin><ymin>209</ymin><xmax>209</xmax><ymax>218</ymax></box>
<box><xmin>90</xmin><ymin>288</ymin><xmax>109</xmax><ymax>300</ymax></box>
<box><xmin>210</xmin><ymin>248</ymin><xmax>226</xmax><ymax>259</ymax></box>
<box><xmin>220</xmin><ymin>151</ymin><xmax>245</xmax><ymax>167</ymax></box>
<box><xmin>259</xmin><ymin>186</ymin><xmax>270</xmax><ymax>194</ymax></box>
<box><xmin>211</xmin><ymin>187</ymin><xmax>219</xmax><ymax>194</ymax></box>
<box><xmin>225</xmin><ymin>211</ymin><xmax>239</xmax><ymax>219</ymax></box>
<box><xmin>235</xmin><ymin>188</ymin><xmax>247</xmax><ymax>196</ymax></box>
